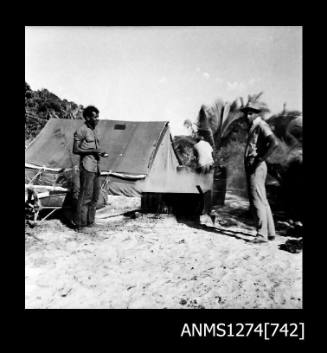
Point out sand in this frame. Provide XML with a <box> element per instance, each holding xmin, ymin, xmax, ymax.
<box><xmin>25</xmin><ymin>193</ymin><xmax>302</xmax><ymax>309</ymax></box>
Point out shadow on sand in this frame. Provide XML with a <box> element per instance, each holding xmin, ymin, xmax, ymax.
<box><xmin>175</xmin><ymin>216</ymin><xmax>256</xmax><ymax>243</ymax></box>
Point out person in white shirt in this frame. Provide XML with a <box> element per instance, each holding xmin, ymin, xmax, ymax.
<box><xmin>193</xmin><ymin>135</ymin><xmax>214</xmax><ymax>174</ymax></box>
<box><xmin>193</xmin><ymin>135</ymin><xmax>216</xmax><ymax>223</ymax></box>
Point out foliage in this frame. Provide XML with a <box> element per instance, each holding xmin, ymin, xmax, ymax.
<box><xmin>246</xmin><ymin>91</ymin><xmax>270</xmax><ymax>114</ymax></box>
<box><xmin>178</xmin><ymin>92</ymin><xmax>303</xmax><ymax>216</ymax></box>
<box><xmin>215</xmin><ymin>118</ymin><xmax>248</xmax><ymax>192</ymax></box>
<box><xmin>173</xmin><ymin>135</ymin><xmax>197</xmax><ymax>169</ymax></box>
<box><xmin>267</xmin><ymin>110</ymin><xmax>302</xmax><ymax>144</ymax></box>
<box><xmin>25</xmin><ymin>82</ymin><xmax>84</xmax><ymax>141</ymax></box>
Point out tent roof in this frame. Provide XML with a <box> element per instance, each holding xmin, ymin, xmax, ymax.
<box><xmin>25</xmin><ymin>118</ymin><xmax>173</xmax><ymax>175</ymax></box>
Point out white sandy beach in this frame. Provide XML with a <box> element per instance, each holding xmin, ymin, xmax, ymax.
<box><xmin>25</xmin><ymin>193</ymin><xmax>302</xmax><ymax>309</ymax></box>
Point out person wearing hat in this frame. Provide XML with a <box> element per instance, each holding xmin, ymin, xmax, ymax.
<box><xmin>241</xmin><ymin>101</ymin><xmax>279</xmax><ymax>243</ymax></box>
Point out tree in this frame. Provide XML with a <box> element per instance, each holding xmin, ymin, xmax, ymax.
<box><xmin>25</xmin><ymin>82</ymin><xmax>84</xmax><ymax>141</ymax></box>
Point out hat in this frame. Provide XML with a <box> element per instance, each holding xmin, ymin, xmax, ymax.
<box><xmin>240</xmin><ymin>101</ymin><xmax>262</xmax><ymax>113</ymax></box>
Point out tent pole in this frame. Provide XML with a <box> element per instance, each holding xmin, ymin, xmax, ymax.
<box><xmin>40</xmin><ymin>208</ymin><xmax>59</xmax><ymax>222</ymax></box>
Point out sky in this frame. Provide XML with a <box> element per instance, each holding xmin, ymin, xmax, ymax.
<box><xmin>25</xmin><ymin>26</ymin><xmax>302</xmax><ymax>136</ymax></box>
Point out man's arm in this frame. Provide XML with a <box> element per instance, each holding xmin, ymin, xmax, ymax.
<box><xmin>72</xmin><ymin>140</ymin><xmax>101</xmax><ymax>155</ymax></box>
<box><xmin>258</xmin><ymin>134</ymin><xmax>279</xmax><ymax>162</ymax></box>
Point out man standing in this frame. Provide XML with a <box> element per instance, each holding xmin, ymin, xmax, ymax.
<box><xmin>73</xmin><ymin>105</ymin><xmax>108</xmax><ymax>231</ymax></box>
<box><xmin>193</xmin><ymin>135</ymin><xmax>214</xmax><ymax>174</ymax></box>
<box><xmin>242</xmin><ymin>102</ymin><xmax>279</xmax><ymax>243</ymax></box>
<box><xmin>193</xmin><ymin>135</ymin><xmax>216</xmax><ymax>223</ymax></box>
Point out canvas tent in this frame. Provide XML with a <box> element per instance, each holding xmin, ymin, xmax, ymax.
<box><xmin>25</xmin><ymin>118</ymin><xmax>213</xmax><ymax>215</ymax></box>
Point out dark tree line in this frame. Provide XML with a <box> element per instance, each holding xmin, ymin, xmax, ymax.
<box><xmin>25</xmin><ymin>82</ymin><xmax>84</xmax><ymax>142</ymax></box>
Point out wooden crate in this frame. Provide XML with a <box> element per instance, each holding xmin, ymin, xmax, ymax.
<box><xmin>141</xmin><ymin>192</ymin><xmax>204</xmax><ymax>222</ymax></box>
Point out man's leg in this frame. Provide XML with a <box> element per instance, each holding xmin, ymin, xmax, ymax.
<box><xmin>246</xmin><ymin>173</ymin><xmax>255</xmax><ymax>212</ymax></box>
<box><xmin>202</xmin><ymin>168</ymin><xmax>214</xmax><ymax>217</ymax></box>
<box><xmin>87</xmin><ymin>173</ymin><xmax>101</xmax><ymax>226</ymax></box>
<box><xmin>75</xmin><ymin>168</ymin><xmax>95</xmax><ymax>228</ymax></box>
<box><xmin>203</xmin><ymin>190</ymin><xmax>212</xmax><ymax>215</ymax></box>
<box><xmin>257</xmin><ymin>162</ymin><xmax>276</xmax><ymax>239</ymax></box>
<box><xmin>249</xmin><ymin>162</ymin><xmax>269</xmax><ymax>239</ymax></box>
<box><xmin>70</xmin><ymin>166</ymin><xmax>80</xmax><ymax>226</ymax></box>
<box><xmin>266</xmin><ymin>204</ymin><xmax>276</xmax><ymax>239</ymax></box>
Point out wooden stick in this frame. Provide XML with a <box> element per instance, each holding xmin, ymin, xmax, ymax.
<box><xmin>25</xmin><ymin>184</ymin><xmax>69</xmax><ymax>192</ymax></box>
<box><xmin>26</xmin><ymin>232</ymin><xmax>43</xmax><ymax>242</ymax></box>
<box><xmin>40</xmin><ymin>208</ymin><xmax>59</xmax><ymax>222</ymax></box>
<box><xmin>25</xmin><ymin>163</ymin><xmax>64</xmax><ymax>172</ymax></box>
<box><xmin>100</xmin><ymin>171</ymin><xmax>146</xmax><ymax>180</ymax></box>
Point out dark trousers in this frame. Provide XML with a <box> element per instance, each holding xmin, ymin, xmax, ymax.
<box><xmin>196</xmin><ymin>165</ymin><xmax>214</xmax><ymax>215</ymax></box>
<box><xmin>202</xmin><ymin>190</ymin><xmax>213</xmax><ymax>215</ymax></box>
<box><xmin>75</xmin><ymin>167</ymin><xmax>101</xmax><ymax>227</ymax></box>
